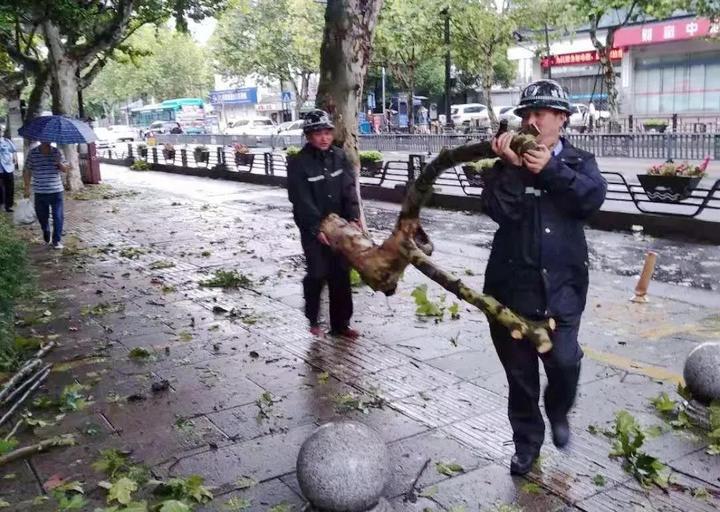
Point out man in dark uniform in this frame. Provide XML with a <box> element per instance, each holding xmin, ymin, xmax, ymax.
<box><xmin>287</xmin><ymin>109</ymin><xmax>361</xmax><ymax>339</ymax></box>
<box><xmin>480</xmin><ymin>80</ymin><xmax>607</xmax><ymax>475</ymax></box>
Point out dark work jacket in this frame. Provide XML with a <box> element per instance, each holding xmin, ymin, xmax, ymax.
<box><xmin>480</xmin><ymin>138</ymin><xmax>607</xmax><ymax>318</ymax></box>
<box><xmin>287</xmin><ymin>143</ymin><xmax>360</xmax><ymax>237</ymax></box>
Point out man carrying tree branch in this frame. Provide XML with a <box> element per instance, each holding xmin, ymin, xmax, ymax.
<box><xmin>481</xmin><ymin>79</ymin><xmax>607</xmax><ymax>475</ymax></box>
<box><xmin>288</xmin><ymin>109</ymin><xmax>362</xmax><ymax>339</ymax></box>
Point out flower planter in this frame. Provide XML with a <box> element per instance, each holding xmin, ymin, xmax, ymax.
<box><xmin>637</xmin><ymin>174</ymin><xmax>702</xmax><ymax>202</ymax></box>
<box><xmin>162</xmin><ymin>149</ymin><xmax>176</xmax><ymax>161</ymax></box>
<box><xmin>360</xmin><ymin>160</ymin><xmax>383</xmax><ymax>177</ymax></box>
<box><xmin>194</xmin><ymin>150</ymin><xmax>210</xmax><ymax>165</ymax></box>
<box><xmin>643</xmin><ymin>123</ymin><xmax>668</xmax><ymax>133</ymax></box>
<box><xmin>462</xmin><ymin>165</ymin><xmax>485</xmax><ymax>187</ymax></box>
<box><xmin>235</xmin><ymin>153</ymin><xmax>255</xmax><ymax>168</ymax></box>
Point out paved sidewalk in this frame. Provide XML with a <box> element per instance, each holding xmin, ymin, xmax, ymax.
<box><xmin>1</xmin><ymin>166</ymin><xmax>719</xmax><ymax>511</ymax></box>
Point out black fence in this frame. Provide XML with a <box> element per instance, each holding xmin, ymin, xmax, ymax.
<box><xmin>103</xmin><ymin>142</ymin><xmax>720</xmax><ymax>221</ymax></box>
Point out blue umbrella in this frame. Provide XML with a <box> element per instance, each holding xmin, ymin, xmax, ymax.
<box><xmin>18</xmin><ymin>115</ymin><xmax>97</xmax><ymax>144</ymax></box>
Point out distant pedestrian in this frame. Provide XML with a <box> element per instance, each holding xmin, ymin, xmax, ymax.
<box><xmin>481</xmin><ymin>79</ymin><xmax>607</xmax><ymax>475</ymax></box>
<box><xmin>287</xmin><ymin>109</ymin><xmax>361</xmax><ymax>339</ymax></box>
<box><xmin>0</xmin><ymin>132</ymin><xmax>18</xmax><ymax>212</ymax></box>
<box><xmin>23</xmin><ymin>142</ymin><xmax>70</xmax><ymax>249</ymax></box>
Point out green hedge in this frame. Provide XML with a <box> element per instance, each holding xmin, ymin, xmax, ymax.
<box><xmin>0</xmin><ymin>214</ymin><xmax>35</xmax><ymax>370</ymax></box>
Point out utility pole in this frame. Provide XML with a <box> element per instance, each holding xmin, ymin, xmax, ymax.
<box><xmin>441</xmin><ymin>6</ymin><xmax>452</xmax><ymax>128</ymax></box>
<box><xmin>544</xmin><ymin>23</ymin><xmax>552</xmax><ymax>79</ymax></box>
<box><xmin>381</xmin><ymin>66</ymin><xmax>386</xmax><ymax>116</ymax></box>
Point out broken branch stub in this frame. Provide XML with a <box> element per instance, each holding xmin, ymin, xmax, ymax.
<box><xmin>319</xmin><ymin>129</ymin><xmax>554</xmax><ymax>352</ymax></box>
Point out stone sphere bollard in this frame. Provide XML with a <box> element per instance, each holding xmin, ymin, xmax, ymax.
<box><xmin>297</xmin><ymin>421</ymin><xmax>389</xmax><ymax>512</ymax></box>
<box><xmin>683</xmin><ymin>342</ymin><xmax>720</xmax><ymax>404</ymax></box>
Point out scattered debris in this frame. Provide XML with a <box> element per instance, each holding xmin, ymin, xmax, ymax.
<box><xmin>151</xmin><ymin>380</ymin><xmax>170</xmax><ymax>393</ymax></box>
<box><xmin>435</xmin><ymin>461</ymin><xmax>464</xmax><ymax>477</ymax></box>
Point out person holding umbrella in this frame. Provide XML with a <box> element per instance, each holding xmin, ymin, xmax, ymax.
<box><xmin>23</xmin><ymin>142</ymin><xmax>70</xmax><ymax>248</ymax></box>
<box><xmin>18</xmin><ymin>115</ymin><xmax>96</xmax><ymax>249</ymax></box>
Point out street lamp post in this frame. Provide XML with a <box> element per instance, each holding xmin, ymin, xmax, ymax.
<box><xmin>441</xmin><ymin>6</ymin><xmax>452</xmax><ymax>128</ymax></box>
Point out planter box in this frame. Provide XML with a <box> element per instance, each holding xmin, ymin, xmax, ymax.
<box><xmin>162</xmin><ymin>150</ymin><xmax>176</xmax><ymax>161</ymax></box>
<box><xmin>637</xmin><ymin>174</ymin><xmax>702</xmax><ymax>202</ymax></box>
<box><xmin>462</xmin><ymin>165</ymin><xmax>485</xmax><ymax>187</ymax></box>
<box><xmin>360</xmin><ymin>160</ymin><xmax>383</xmax><ymax>177</ymax></box>
<box><xmin>235</xmin><ymin>153</ymin><xmax>255</xmax><ymax>168</ymax></box>
<box><xmin>643</xmin><ymin>123</ymin><xmax>668</xmax><ymax>133</ymax></box>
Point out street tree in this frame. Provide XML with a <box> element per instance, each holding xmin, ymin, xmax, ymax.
<box><xmin>316</xmin><ymin>0</ymin><xmax>384</xmax><ymax>230</ymax></box>
<box><xmin>85</xmin><ymin>27</ymin><xmax>213</xmax><ymax>122</ymax></box>
<box><xmin>213</xmin><ymin>0</ymin><xmax>324</xmax><ymax>118</ymax></box>
<box><xmin>0</xmin><ymin>0</ymin><xmax>225</xmax><ymax>189</ymax></box>
<box><xmin>450</xmin><ymin>0</ymin><xmax>522</xmax><ymax>127</ymax></box>
<box><xmin>571</xmin><ymin>0</ymin><xmax>680</xmax><ymax>130</ymax></box>
<box><xmin>373</xmin><ymin>0</ymin><xmax>444</xmax><ymax>130</ymax></box>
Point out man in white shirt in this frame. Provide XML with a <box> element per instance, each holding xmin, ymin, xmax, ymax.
<box><xmin>0</xmin><ymin>132</ymin><xmax>18</xmax><ymax>212</ymax></box>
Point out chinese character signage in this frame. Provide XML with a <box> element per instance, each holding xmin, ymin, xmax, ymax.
<box><xmin>615</xmin><ymin>17</ymin><xmax>716</xmax><ymax>46</ymax></box>
<box><xmin>541</xmin><ymin>48</ymin><xmax>624</xmax><ymax>68</ymax></box>
<box><xmin>209</xmin><ymin>87</ymin><xmax>258</xmax><ymax>105</ymax></box>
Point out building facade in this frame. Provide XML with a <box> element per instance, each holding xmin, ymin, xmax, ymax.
<box><xmin>508</xmin><ymin>14</ymin><xmax>720</xmax><ymax>120</ymax></box>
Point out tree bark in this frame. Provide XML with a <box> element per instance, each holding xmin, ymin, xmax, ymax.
<box><xmin>482</xmin><ymin>64</ymin><xmax>497</xmax><ymax>130</ymax></box>
<box><xmin>43</xmin><ymin>20</ymin><xmax>83</xmax><ymax>190</ymax></box>
<box><xmin>316</xmin><ymin>0</ymin><xmax>384</xmax><ymax>230</ymax></box>
<box><xmin>319</xmin><ymin>129</ymin><xmax>553</xmax><ymax>352</ymax></box>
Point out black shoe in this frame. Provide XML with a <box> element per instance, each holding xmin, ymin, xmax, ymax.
<box><xmin>551</xmin><ymin>417</ymin><xmax>570</xmax><ymax>448</ymax></box>
<box><xmin>510</xmin><ymin>451</ymin><xmax>539</xmax><ymax>475</ymax></box>
<box><xmin>43</xmin><ymin>231</ymin><xmax>51</xmax><ymax>244</ymax></box>
<box><xmin>5</xmin><ymin>208</ymin><xmax>13</xmax><ymax>213</ymax></box>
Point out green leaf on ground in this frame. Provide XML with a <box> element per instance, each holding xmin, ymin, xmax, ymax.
<box><xmin>0</xmin><ymin>438</ymin><xmax>18</xmax><ymax>455</ymax></box>
<box><xmin>0</xmin><ymin>499</ymin><xmax>9</xmax><ymax>508</ymax></box>
<box><xmin>520</xmin><ymin>482</ymin><xmax>542</xmax><ymax>494</ymax></box>
<box><xmin>448</xmin><ymin>302</ymin><xmax>460</xmax><ymax>319</ymax></box>
<box><xmin>223</xmin><ymin>497</ymin><xmax>251</xmax><ymax>510</ymax></box>
<box><xmin>119</xmin><ymin>247</ymin><xmax>146</xmax><ymax>259</ymax></box>
<box><xmin>411</xmin><ymin>285</ymin><xmax>445</xmax><ymax>318</ymax></box>
<box><xmin>107</xmin><ymin>477</ymin><xmax>137</xmax><ymax>505</ymax></box>
<box><xmin>158</xmin><ymin>501</ymin><xmax>191</xmax><ymax>512</ymax></box>
<box><xmin>651</xmin><ymin>392</ymin><xmax>676</xmax><ymax>415</ymax></box>
<box><xmin>670</xmin><ymin>410</ymin><xmax>692</xmax><ymax>430</ymax></box>
<box><xmin>268</xmin><ymin>503</ymin><xmax>292</xmax><ymax>512</ymax></box>
<box><xmin>59</xmin><ymin>383</ymin><xmax>91</xmax><ymax>412</ymax></box>
<box><xmin>81</xmin><ymin>302</ymin><xmax>125</xmax><ymax>317</ymax></box>
<box><xmin>592</xmin><ymin>474</ymin><xmax>606</xmax><ymax>486</ymax></box>
<box><xmin>332</xmin><ymin>392</ymin><xmax>384</xmax><ymax>414</ymax></box>
<box><xmin>349</xmin><ymin>268</ymin><xmax>363</xmax><ymax>287</ymax></box>
<box><xmin>317</xmin><ymin>371</ymin><xmax>329</xmax><ymax>384</ymax></box>
<box><xmin>418</xmin><ymin>485</ymin><xmax>438</xmax><ymax>497</ymax></box>
<box><xmin>608</xmin><ymin>410</ymin><xmax>669</xmax><ymax>488</ymax></box>
<box><xmin>435</xmin><ymin>462</ymin><xmax>464</xmax><ymax>477</ymax></box>
<box><xmin>128</xmin><ymin>347</ymin><xmax>152</xmax><ymax>360</ymax></box>
<box><xmin>177</xmin><ymin>331</ymin><xmax>192</xmax><ymax>342</ymax></box>
<box><xmin>677</xmin><ymin>383</ymin><xmax>693</xmax><ymax>401</ymax></box>
<box><xmin>149</xmin><ymin>260</ymin><xmax>176</xmax><ymax>270</ymax></box>
<box><xmin>235</xmin><ymin>476</ymin><xmax>256</xmax><ymax>489</ymax></box>
<box><xmin>199</xmin><ymin>270</ymin><xmax>253</xmax><ymax>289</ymax></box>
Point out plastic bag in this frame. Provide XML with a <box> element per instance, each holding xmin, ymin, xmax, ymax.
<box><xmin>13</xmin><ymin>198</ymin><xmax>36</xmax><ymax>225</ymax></box>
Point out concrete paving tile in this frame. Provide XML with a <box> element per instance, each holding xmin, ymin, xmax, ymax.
<box><xmin>200</xmin><ymin>478</ymin><xmax>305</xmax><ymax>511</ymax></box>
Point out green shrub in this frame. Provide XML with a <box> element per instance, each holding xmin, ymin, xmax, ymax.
<box><xmin>130</xmin><ymin>160</ymin><xmax>150</xmax><ymax>171</ymax></box>
<box><xmin>359</xmin><ymin>150</ymin><xmax>383</xmax><ymax>163</ymax></box>
<box><xmin>286</xmin><ymin>146</ymin><xmax>301</xmax><ymax>157</ymax></box>
<box><xmin>0</xmin><ymin>215</ymin><xmax>36</xmax><ymax>370</ymax></box>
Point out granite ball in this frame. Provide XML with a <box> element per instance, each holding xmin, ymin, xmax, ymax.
<box><xmin>683</xmin><ymin>342</ymin><xmax>720</xmax><ymax>404</ymax></box>
<box><xmin>297</xmin><ymin>421</ymin><xmax>388</xmax><ymax>511</ymax></box>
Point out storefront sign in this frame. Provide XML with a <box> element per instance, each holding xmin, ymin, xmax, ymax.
<box><xmin>614</xmin><ymin>17</ymin><xmax>718</xmax><ymax>46</ymax></box>
<box><xmin>257</xmin><ymin>103</ymin><xmax>283</xmax><ymax>112</ymax></box>
<box><xmin>541</xmin><ymin>48</ymin><xmax>624</xmax><ymax>68</ymax></box>
<box><xmin>209</xmin><ymin>87</ymin><xmax>258</xmax><ymax>105</ymax></box>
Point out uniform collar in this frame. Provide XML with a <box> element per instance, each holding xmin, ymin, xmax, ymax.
<box><xmin>552</xmin><ymin>139</ymin><xmax>563</xmax><ymax>156</ymax></box>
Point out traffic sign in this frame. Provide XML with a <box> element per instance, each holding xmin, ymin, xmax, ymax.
<box><xmin>281</xmin><ymin>91</ymin><xmax>293</xmax><ymax>103</ymax></box>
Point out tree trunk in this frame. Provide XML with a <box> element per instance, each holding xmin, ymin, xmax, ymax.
<box><xmin>25</xmin><ymin>69</ymin><xmax>50</xmax><ymax>123</ymax></box>
<box><xmin>43</xmin><ymin>20</ymin><xmax>83</xmax><ymax>191</ymax></box>
<box><xmin>590</xmin><ymin>24</ymin><xmax>620</xmax><ymax>133</ymax></box>
<box><xmin>408</xmin><ymin>70</ymin><xmax>415</xmax><ymax>132</ymax></box>
<box><xmin>483</xmin><ymin>67</ymin><xmax>497</xmax><ymax>131</ymax></box>
<box><xmin>316</xmin><ymin>0</ymin><xmax>384</xmax><ymax>230</ymax></box>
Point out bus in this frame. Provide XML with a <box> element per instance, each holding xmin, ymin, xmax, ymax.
<box><xmin>129</xmin><ymin>98</ymin><xmax>208</xmax><ymax>135</ymax></box>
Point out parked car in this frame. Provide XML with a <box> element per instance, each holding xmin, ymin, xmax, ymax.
<box><xmin>144</xmin><ymin>121</ymin><xmax>182</xmax><ymax>138</ymax></box>
<box><xmin>276</xmin><ymin>120</ymin><xmax>304</xmax><ymax>136</ymax></box>
<box><xmin>93</xmin><ymin>127</ymin><xmax>114</xmax><ymax>149</ymax></box>
<box><xmin>494</xmin><ymin>105</ymin><xmax>522</xmax><ymax>129</ymax></box>
<box><xmin>107</xmin><ymin>124</ymin><xmax>138</xmax><ymax>142</ymax></box>
<box><xmin>568</xmin><ymin>103</ymin><xmax>611</xmax><ymax>132</ymax></box>
<box><xmin>451</xmin><ymin>103</ymin><xmax>490</xmax><ymax>129</ymax></box>
<box><xmin>226</xmin><ymin>117</ymin><xmax>277</xmax><ymax>136</ymax></box>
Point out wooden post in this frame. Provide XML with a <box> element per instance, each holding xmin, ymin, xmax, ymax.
<box><xmin>631</xmin><ymin>251</ymin><xmax>657</xmax><ymax>303</ymax></box>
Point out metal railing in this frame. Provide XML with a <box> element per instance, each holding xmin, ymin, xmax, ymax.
<box><xmin>100</xmin><ymin>143</ymin><xmax>720</xmax><ymax>219</ymax></box>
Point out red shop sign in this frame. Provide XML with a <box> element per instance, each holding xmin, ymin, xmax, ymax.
<box><xmin>614</xmin><ymin>17</ymin><xmax>719</xmax><ymax>46</ymax></box>
<box><xmin>541</xmin><ymin>48</ymin><xmax>624</xmax><ymax>68</ymax></box>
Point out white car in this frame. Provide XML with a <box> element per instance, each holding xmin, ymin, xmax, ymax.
<box><xmin>568</xmin><ymin>104</ymin><xmax>610</xmax><ymax>131</ymax></box>
<box><xmin>93</xmin><ymin>127</ymin><xmax>114</xmax><ymax>149</ymax></box>
<box><xmin>107</xmin><ymin>124</ymin><xmax>138</xmax><ymax>142</ymax></box>
<box><xmin>494</xmin><ymin>105</ymin><xmax>522</xmax><ymax>129</ymax></box>
<box><xmin>276</xmin><ymin>120</ymin><xmax>304</xmax><ymax>136</ymax></box>
<box><xmin>451</xmin><ymin>103</ymin><xmax>490</xmax><ymax>129</ymax></box>
<box><xmin>226</xmin><ymin>117</ymin><xmax>277</xmax><ymax>136</ymax></box>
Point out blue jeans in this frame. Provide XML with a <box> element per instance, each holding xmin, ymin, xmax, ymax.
<box><xmin>34</xmin><ymin>192</ymin><xmax>64</xmax><ymax>244</ymax></box>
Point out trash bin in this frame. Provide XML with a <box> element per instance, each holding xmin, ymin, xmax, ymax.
<box><xmin>79</xmin><ymin>142</ymin><xmax>101</xmax><ymax>184</ymax></box>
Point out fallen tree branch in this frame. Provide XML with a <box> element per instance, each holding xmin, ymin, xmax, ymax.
<box><xmin>0</xmin><ymin>359</ymin><xmax>42</xmax><ymax>403</ymax></box>
<box><xmin>320</xmin><ymin>127</ymin><xmax>554</xmax><ymax>352</ymax></box>
<box><xmin>0</xmin><ymin>367</ymin><xmax>51</xmax><ymax>428</ymax></box>
<box><xmin>2</xmin><ymin>363</ymin><xmax>52</xmax><ymax>405</ymax></box>
<box><xmin>0</xmin><ymin>435</ymin><xmax>76</xmax><ymax>467</ymax></box>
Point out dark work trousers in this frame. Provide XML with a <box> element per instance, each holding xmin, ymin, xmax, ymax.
<box><xmin>489</xmin><ymin>313</ymin><xmax>583</xmax><ymax>455</ymax></box>
<box><xmin>0</xmin><ymin>171</ymin><xmax>13</xmax><ymax>211</ymax></box>
<box><xmin>301</xmin><ymin>234</ymin><xmax>353</xmax><ymax>332</ymax></box>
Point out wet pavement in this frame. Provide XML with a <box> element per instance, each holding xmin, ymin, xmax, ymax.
<box><xmin>2</xmin><ymin>163</ymin><xmax>719</xmax><ymax>511</ymax></box>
